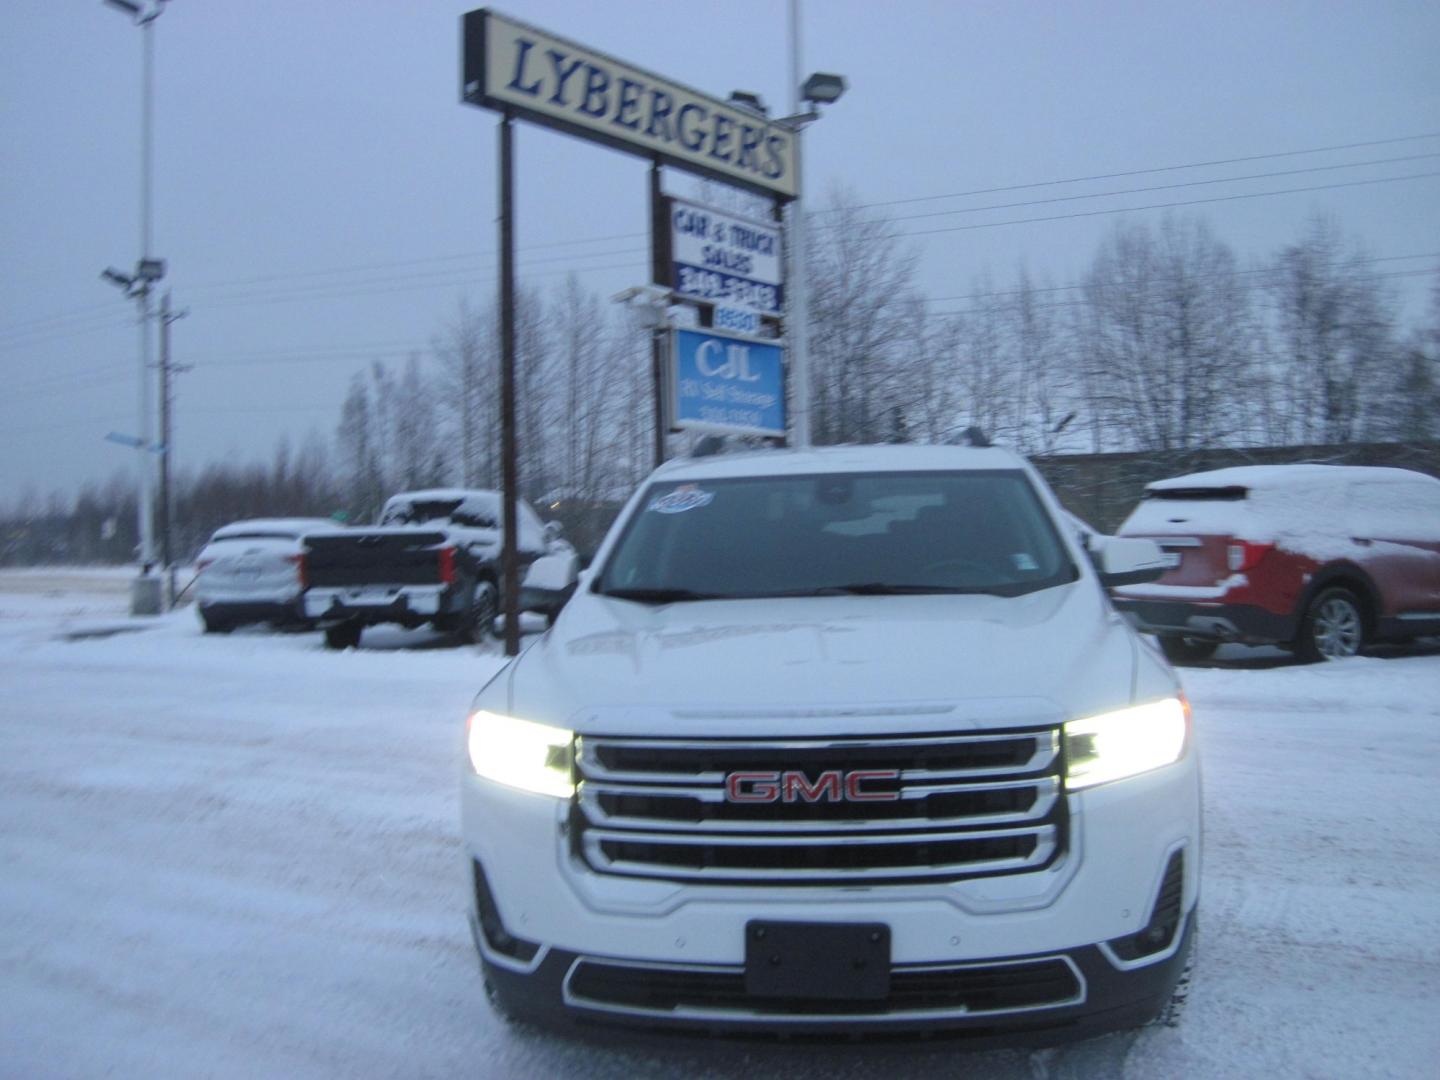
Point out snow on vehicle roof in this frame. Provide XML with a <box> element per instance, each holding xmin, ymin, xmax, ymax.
<box><xmin>385</xmin><ymin>488</ymin><xmax>502</xmax><ymax>503</ymax></box>
<box><xmin>1146</xmin><ymin>463</ymin><xmax>1435</xmax><ymax>492</ymax></box>
<box><xmin>211</xmin><ymin>518</ymin><xmax>338</xmax><ymax>540</ymax></box>
<box><xmin>653</xmin><ymin>444</ymin><xmax>1028</xmax><ymax>482</ymax></box>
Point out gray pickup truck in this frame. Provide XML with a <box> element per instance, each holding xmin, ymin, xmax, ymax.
<box><xmin>303</xmin><ymin>488</ymin><xmax>559</xmax><ymax>649</ymax></box>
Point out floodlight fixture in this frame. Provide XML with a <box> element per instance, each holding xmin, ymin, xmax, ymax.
<box><xmin>801</xmin><ymin>72</ymin><xmax>847</xmax><ymax>106</ymax></box>
<box><xmin>136</xmin><ymin>257</ymin><xmax>166</xmax><ymax>283</ymax></box>
<box><xmin>102</xmin><ymin>267</ymin><xmax>134</xmax><ymax>290</ymax></box>
<box><xmin>727</xmin><ymin>90</ymin><xmax>768</xmax><ymax>117</ymax></box>
<box><xmin>103</xmin><ymin>0</ymin><xmax>143</xmax><ymax>17</ymax></box>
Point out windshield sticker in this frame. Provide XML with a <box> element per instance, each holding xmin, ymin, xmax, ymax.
<box><xmin>1011</xmin><ymin>552</ymin><xmax>1038</xmax><ymax>571</ymax></box>
<box><xmin>648</xmin><ymin>484</ymin><xmax>715</xmax><ymax>514</ymax></box>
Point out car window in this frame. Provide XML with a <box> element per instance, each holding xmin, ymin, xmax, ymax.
<box><xmin>1347</xmin><ymin>480</ymin><xmax>1440</xmax><ymax>539</ymax></box>
<box><xmin>598</xmin><ymin>470</ymin><xmax>1076</xmax><ymax>599</ymax></box>
<box><xmin>211</xmin><ymin>530</ymin><xmax>300</xmax><ymax>542</ymax></box>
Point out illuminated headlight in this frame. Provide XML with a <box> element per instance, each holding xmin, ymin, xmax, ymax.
<box><xmin>1064</xmin><ymin>697</ymin><xmax>1190</xmax><ymax>790</ymax></box>
<box><xmin>465</xmin><ymin>710</ymin><xmax>575</xmax><ymax>798</ymax></box>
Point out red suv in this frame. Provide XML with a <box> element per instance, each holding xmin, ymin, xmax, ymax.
<box><xmin>1112</xmin><ymin>464</ymin><xmax>1440</xmax><ymax>661</ymax></box>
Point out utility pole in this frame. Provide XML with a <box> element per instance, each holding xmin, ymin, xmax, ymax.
<box><xmin>158</xmin><ymin>291</ymin><xmax>189</xmax><ymax>609</ymax></box>
<box><xmin>102</xmin><ymin>0</ymin><xmax>170</xmax><ymax>613</ymax></box>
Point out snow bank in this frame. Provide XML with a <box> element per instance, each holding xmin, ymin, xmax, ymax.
<box><xmin>1</xmin><ymin>570</ymin><xmax>1437</xmax><ymax>1078</ymax></box>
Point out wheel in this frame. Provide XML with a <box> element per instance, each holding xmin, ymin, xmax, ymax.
<box><xmin>462</xmin><ymin>581</ymin><xmax>499</xmax><ymax>644</ymax></box>
<box><xmin>1296</xmin><ymin>586</ymin><xmax>1365</xmax><ymax>662</ymax></box>
<box><xmin>199</xmin><ymin>608</ymin><xmax>233</xmax><ymax>634</ymax></box>
<box><xmin>1158</xmin><ymin>636</ymin><xmax>1219</xmax><ymax>663</ymax></box>
<box><xmin>323</xmin><ymin>621</ymin><xmax>362</xmax><ymax>650</ymax></box>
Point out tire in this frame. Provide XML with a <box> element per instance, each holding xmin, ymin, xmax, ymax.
<box><xmin>1158</xmin><ymin>636</ymin><xmax>1219</xmax><ymax>664</ymax></box>
<box><xmin>1295</xmin><ymin>586</ymin><xmax>1365</xmax><ymax>662</ymax></box>
<box><xmin>462</xmin><ymin>581</ymin><xmax>499</xmax><ymax>644</ymax></box>
<box><xmin>323</xmin><ymin>621</ymin><xmax>363</xmax><ymax>650</ymax></box>
<box><xmin>200</xmin><ymin>608</ymin><xmax>232</xmax><ymax>635</ymax></box>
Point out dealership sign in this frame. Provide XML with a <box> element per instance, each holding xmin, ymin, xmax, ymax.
<box><xmin>462</xmin><ymin>9</ymin><xmax>797</xmax><ymax>199</ymax></box>
<box><xmin>670</xmin><ymin>197</ymin><xmax>783</xmax><ymax>317</ymax></box>
<box><xmin>671</xmin><ymin>327</ymin><xmax>785</xmax><ymax>437</ymax></box>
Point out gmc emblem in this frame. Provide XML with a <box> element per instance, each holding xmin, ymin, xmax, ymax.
<box><xmin>724</xmin><ymin>769</ymin><xmax>902</xmax><ymax>804</ymax></box>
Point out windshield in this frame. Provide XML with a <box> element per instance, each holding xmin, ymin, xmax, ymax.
<box><xmin>598</xmin><ymin>470</ymin><xmax>1076</xmax><ymax>601</ymax></box>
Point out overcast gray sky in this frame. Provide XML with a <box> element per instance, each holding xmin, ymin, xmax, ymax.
<box><xmin>2</xmin><ymin>0</ymin><xmax>1438</xmax><ymax>507</ymax></box>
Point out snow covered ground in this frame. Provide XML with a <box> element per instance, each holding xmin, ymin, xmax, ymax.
<box><xmin>2</xmin><ymin>568</ymin><xmax>1438</xmax><ymax>1078</ymax></box>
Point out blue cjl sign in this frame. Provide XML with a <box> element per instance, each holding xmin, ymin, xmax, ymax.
<box><xmin>672</xmin><ymin>328</ymin><xmax>785</xmax><ymax>437</ymax></box>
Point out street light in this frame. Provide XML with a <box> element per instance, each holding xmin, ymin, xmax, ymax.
<box><xmin>727</xmin><ymin>90</ymin><xmax>769</xmax><ymax>117</ymax></box>
<box><xmin>101</xmin><ymin>0</ymin><xmax>169</xmax><ymax>613</ymax></box>
<box><xmin>801</xmin><ymin>72</ymin><xmax>847</xmax><ymax>106</ymax></box>
<box><xmin>782</xmin><ymin>1</ymin><xmax>847</xmax><ymax>448</ymax></box>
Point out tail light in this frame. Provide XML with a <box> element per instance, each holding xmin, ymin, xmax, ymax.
<box><xmin>1226</xmin><ymin>540</ymin><xmax>1273</xmax><ymax>572</ymax></box>
<box><xmin>196</xmin><ymin>558</ymin><xmax>214</xmax><ymax>572</ymax></box>
<box><xmin>438</xmin><ymin>545</ymin><xmax>457</xmax><ymax>584</ymax></box>
<box><xmin>286</xmin><ymin>553</ymin><xmax>308</xmax><ymax>589</ymax></box>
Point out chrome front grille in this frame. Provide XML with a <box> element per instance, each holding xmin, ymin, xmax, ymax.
<box><xmin>572</xmin><ymin>728</ymin><xmax>1066</xmax><ymax>884</ymax></box>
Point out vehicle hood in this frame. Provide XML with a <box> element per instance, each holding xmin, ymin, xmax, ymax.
<box><xmin>503</xmin><ymin>582</ymin><xmax>1141</xmax><ymax>737</ymax></box>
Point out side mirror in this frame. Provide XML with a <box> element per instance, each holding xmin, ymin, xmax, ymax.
<box><xmin>1096</xmin><ymin>537</ymin><xmax>1168</xmax><ymax>587</ymax></box>
<box><xmin>542</xmin><ymin>520</ymin><xmax>563</xmax><ymax>544</ymax></box>
<box><xmin>520</xmin><ymin>552</ymin><xmax>580</xmax><ymax>620</ymax></box>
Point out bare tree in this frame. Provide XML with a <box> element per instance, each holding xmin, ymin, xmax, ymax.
<box><xmin>951</xmin><ymin>279</ymin><xmax>1014</xmax><ymax>445</ymax></box>
<box><xmin>1078</xmin><ymin>215</ymin><xmax>1255</xmax><ymax>452</ymax></box>
<box><xmin>807</xmin><ymin>186</ymin><xmax>922</xmax><ymax>443</ymax></box>
<box><xmin>390</xmin><ymin>353</ymin><xmax>441</xmax><ymax>489</ymax></box>
<box><xmin>432</xmin><ymin>299</ymin><xmax>495</xmax><ymax>486</ymax></box>
<box><xmin>335</xmin><ymin>373</ymin><xmax>383</xmax><ymax>521</ymax></box>
<box><xmin>1265</xmin><ymin>214</ymin><xmax>1396</xmax><ymax>444</ymax></box>
<box><xmin>1009</xmin><ymin>267</ymin><xmax>1078</xmax><ymax>455</ymax></box>
<box><xmin>891</xmin><ymin>296</ymin><xmax>961</xmax><ymax>443</ymax></box>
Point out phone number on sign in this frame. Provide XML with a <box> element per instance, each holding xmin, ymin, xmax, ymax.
<box><xmin>674</xmin><ymin>265</ymin><xmax>781</xmax><ymax>313</ymax></box>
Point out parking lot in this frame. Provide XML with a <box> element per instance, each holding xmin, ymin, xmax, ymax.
<box><xmin>2</xmin><ymin>568</ymin><xmax>1438</xmax><ymax>1078</ymax></box>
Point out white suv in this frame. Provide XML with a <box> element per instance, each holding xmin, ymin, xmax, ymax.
<box><xmin>461</xmin><ymin>445</ymin><xmax>1197</xmax><ymax>1043</ymax></box>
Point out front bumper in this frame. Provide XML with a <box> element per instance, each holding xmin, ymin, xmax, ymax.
<box><xmin>461</xmin><ymin>748</ymin><xmax>1200</xmax><ymax>1040</ymax></box>
<box><xmin>476</xmin><ymin>914</ymin><xmax>1194</xmax><ymax>1043</ymax></box>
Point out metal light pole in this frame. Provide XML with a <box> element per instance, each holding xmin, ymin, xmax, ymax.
<box><xmin>784</xmin><ymin>0</ymin><xmax>845</xmax><ymax>449</ymax></box>
<box><xmin>102</xmin><ymin>0</ymin><xmax>168</xmax><ymax>609</ymax></box>
<box><xmin>788</xmin><ymin>0</ymin><xmax>811</xmax><ymax>448</ymax></box>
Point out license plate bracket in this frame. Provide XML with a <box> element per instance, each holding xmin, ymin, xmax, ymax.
<box><xmin>744</xmin><ymin>920</ymin><xmax>890</xmax><ymax>1000</ymax></box>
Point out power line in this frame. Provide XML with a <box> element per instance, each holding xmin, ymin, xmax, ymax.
<box><xmin>8</xmin><ymin>254</ymin><xmax>1432</xmax><ymax>398</ymax></box>
<box><xmin>926</xmin><ymin>252</ymin><xmax>1440</xmax><ymax>305</ymax></box>
<box><xmin>0</xmin><ymin>257</ymin><xmax>649</xmax><ymax>354</ymax></box>
<box><xmin>816</xmin><ymin>152</ymin><xmax>1440</xmax><ymax>230</ymax></box>
<box><xmin>194</xmin><ymin>245</ymin><xmax>647</xmax><ymax>307</ymax></box>
<box><xmin>890</xmin><ymin>170</ymin><xmax>1440</xmax><ymax>242</ymax></box>
<box><xmin>917</xmin><ymin>267</ymin><xmax>1439</xmax><ymax>320</ymax></box>
<box><xmin>0</xmin><ymin>314</ymin><xmax>135</xmax><ymax>354</ymax></box>
<box><xmin>5</xmin><ymin>134</ymin><xmax>1437</xmax><ymax>348</ymax></box>
<box><xmin>195</xmin><ymin>259</ymin><xmax>650</xmax><ymax>312</ymax></box>
<box><xmin>182</xmin><ymin>229</ymin><xmax>648</xmax><ymax>294</ymax></box>
<box><xmin>813</xmin><ymin>130</ymin><xmax>1440</xmax><ymax>215</ymax></box>
<box><xmin>9</xmin><ymin>130</ymin><xmax>1433</xmax><ymax>341</ymax></box>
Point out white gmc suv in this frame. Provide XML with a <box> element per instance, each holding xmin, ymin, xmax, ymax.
<box><xmin>460</xmin><ymin>445</ymin><xmax>1198</xmax><ymax>1044</ymax></box>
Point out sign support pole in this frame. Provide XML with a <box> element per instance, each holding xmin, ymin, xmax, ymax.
<box><xmin>648</xmin><ymin>160</ymin><xmax>667</xmax><ymax>469</ymax></box>
<box><xmin>499</xmin><ymin>112</ymin><xmax>520</xmax><ymax>657</ymax></box>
